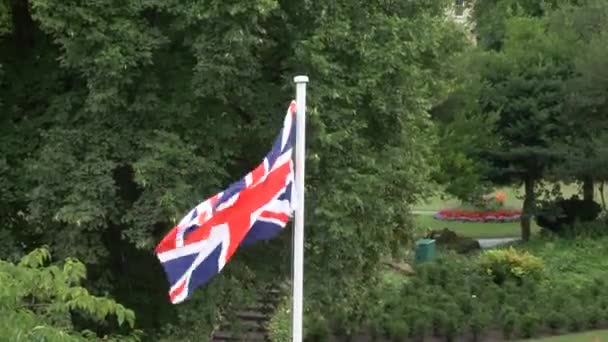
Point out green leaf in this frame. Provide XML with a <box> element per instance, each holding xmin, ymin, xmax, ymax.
<box><xmin>116</xmin><ymin>309</ymin><xmax>125</xmax><ymax>326</ymax></box>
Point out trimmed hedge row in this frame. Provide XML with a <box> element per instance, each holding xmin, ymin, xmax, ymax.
<box><xmin>362</xmin><ymin>251</ymin><xmax>608</xmax><ymax>341</ymax></box>
<box><xmin>277</xmin><ymin>238</ymin><xmax>608</xmax><ymax>342</ymax></box>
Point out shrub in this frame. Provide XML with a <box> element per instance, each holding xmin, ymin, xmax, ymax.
<box><xmin>601</xmin><ymin>295</ymin><xmax>608</xmax><ymax>313</ymax></box>
<box><xmin>0</xmin><ymin>248</ymin><xmax>137</xmax><ymax>341</ymax></box>
<box><xmin>467</xmin><ymin>191</ymin><xmax>508</xmax><ymax>212</ymax></box>
<box><xmin>410</xmin><ymin>317</ymin><xmax>431</xmax><ymax>341</ymax></box>
<box><xmin>519</xmin><ymin>312</ymin><xmax>541</xmax><ymax>338</ymax></box>
<box><xmin>535</xmin><ymin>197</ymin><xmax>602</xmax><ymax>234</ymax></box>
<box><xmin>267</xmin><ymin>296</ymin><xmax>291</xmax><ymax>342</ymax></box>
<box><xmin>345</xmin><ymin>238</ymin><xmax>608</xmax><ymax>341</ymax></box>
<box><xmin>567</xmin><ymin>303</ymin><xmax>586</xmax><ymax>332</ymax></box>
<box><xmin>304</xmin><ymin>314</ymin><xmax>331</xmax><ymax>341</ymax></box>
<box><xmin>385</xmin><ymin>318</ymin><xmax>409</xmax><ymax>341</ymax></box>
<box><xmin>546</xmin><ymin>310</ymin><xmax>565</xmax><ymax>333</ymax></box>
<box><xmin>416</xmin><ymin>253</ymin><xmax>472</xmax><ymax>288</ymax></box>
<box><xmin>431</xmin><ymin>308</ymin><xmax>448</xmax><ymax>337</ymax></box>
<box><xmin>500</xmin><ymin>306</ymin><xmax>517</xmax><ymax>340</ymax></box>
<box><xmin>441</xmin><ymin>302</ymin><xmax>465</xmax><ymax>342</ymax></box>
<box><xmin>469</xmin><ymin>304</ymin><xmax>491</xmax><ymax>342</ymax></box>
<box><xmin>588</xmin><ymin>306</ymin><xmax>603</xmax><ymax>329</ymax></box>
<box><xmin>478</xmin><ymin>247</ymin><xmax>545</xmax><ymax>285</ymax></box>
<box><xmin>426</xmin><ymin>229</ymin><xmax>481</xmax><ymax>254</ymax></box>
<box><xmin>566</xmin><ymin>220</ymin><xmax>608</xmax><ymax>238</ymax></box>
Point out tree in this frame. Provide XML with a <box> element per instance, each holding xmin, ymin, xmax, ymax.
<box><xmin>547</xmin><ymin>1</ymin><xmax>608</xmax><ymax>201</ymax></box>
<box><xmin>470</xmin><ymin>17</ymin><xmax>575</xmax><ymax>240</ymax></box>
<box><xmin>472</xmin><ymin>0</ymin><xmax>577</xmax><ymax>50</ymax></box>
<box><xmin>0</xmin><ymin>248</ymin><xmax>138</xmax><ymax>341</ymax></box>
<box><xmin>290</xmin><ymin>0</ymin><xmax>468</xmax><ymax>331</ymax></box>
<box><xmin>431</xmin><ymin>52</ymin><xmax>501</xmax><ymax>203</ymax></box>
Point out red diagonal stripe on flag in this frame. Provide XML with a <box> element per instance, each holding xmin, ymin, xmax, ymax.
<box><xmin>184</xmin><ymin>161</ymin><xmax>292</xmax><ymax>260</ymax></box>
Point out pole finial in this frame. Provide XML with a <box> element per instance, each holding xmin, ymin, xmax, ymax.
<box><xmin>294</xmin><ymin>75</ymin><xmax>309</xmax><ymax>83</ymax></box>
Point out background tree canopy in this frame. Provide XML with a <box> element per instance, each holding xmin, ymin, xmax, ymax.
<box><xmin>434</xmin><ymin>0</ymin><xmax>608</xmax><ymax>240</ymax></box>
<box><xmin>0</xmin><ymin>0</ymin><xmax>468</xmax><ymax>339</ymax></box>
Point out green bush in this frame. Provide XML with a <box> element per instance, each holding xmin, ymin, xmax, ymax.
<box><xmin>267</xmin><ymin>296</ymin><xmax>291</xmax><ymax>342</ymax></box>
<box><xmin>0</xmin><ymin>248</ymin><xmax>138</xmax><ymax>341</ymax></box>
<box><xmin>588</xmin><ymin>306</ymin><xmax>603</xmax><ymax>329</ymax></box>
<box><xmin>500</xmin><ymin>306</ymin><xmax>517</xmax><ymax>340</ymax></box>
<box><xmin>469</xmin><ymin>304</ymin><xmax>491</xmax><ymax>342</ymax></box>
<box><xmin>546</xmin><ymin>310</ymin><xmax>565</xmax><ymax>333</ymax></box>
<box><xmin>410</xmin><ymin>317</ymin><xmax>431</xmax><ymax>341</ymax></box>
<box><xmin>591</xmin><ymin>278</ymin><xmax>607</xmax><ymax>296</ymax></box>
<box><xmin>566</xmin><ymin>220</ymin><xmax>608</xmax><ymax>238</ymax></box>
<box><xmin>442</xmin><ymin>302</ymin><xmax>465</xmax><ymax>342</ymax></box>
<box><xmin>304</xmin><ymin>313</ymin><xmax>331</xmax><ymax>341</ymax></box>
<box><xmin>425</xmin><ymin>229</ymin><xmax>481</xmax><ymax>254</ymax></box>
<box><xmin>385</xmin><ymin>318</ymin><xmax>409</xmax><ymax>341</ymax></box>
<box><xmin>519</xmin><ymin>312</ymin><xmax>541</xmax><ymax>338</ymax></box>
<box><xmin>478</xmin><ymin>247</ymin><xmax>545</xmax><ymax>284</ymax></box>
<box><xmin>536</xmin><ymin>197</ymin><xmax>602</xmax><ymax>234</ymax></box>
<box><xmin>417</xmin><ymin>252</ymin><xmax>473</xmax><ymax>287</ymax></box>
<box><xmin>351</xmin><ymin>238</ymin><xmax>608</xmax><ymax>341</ymax></box>
<box><xmin>431</xmin><ymin>308</ymin><xmax>448</xmax><ymax>337</ymax></box>
<box><xmin>567</xmin><ymin>303</ymin><xmax>586</xmax><ymax>332</ymax></box>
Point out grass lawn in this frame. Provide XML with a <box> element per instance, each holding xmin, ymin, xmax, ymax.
<box><xmin>415</xmin><ymin>214</ymin><xmax>539</xmax><ymax>238</ymax></box>
<box><xmin>412</xmin><ymin>182</ymin><xmax>601</xmax><ymax>239</ymax></box>
<box><xmin>521</xmin><ymin>330</ymin><xmax>608</xmax><ymax>341</ymax></box>
<box><xmin>414</xmin><ymin>183</ymin><xmax>603</xmax><ymax>212</ymax></box>
<box><xmin>414</xmin><ymin>185</ymin><xmax>527</xmax><ymax>211</ymax></box>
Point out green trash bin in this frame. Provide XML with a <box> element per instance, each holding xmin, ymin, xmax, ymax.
<box><xmin>415</xmin><ymin>238</ymin><xmax>436</xmax><ymax>264</ymax></box>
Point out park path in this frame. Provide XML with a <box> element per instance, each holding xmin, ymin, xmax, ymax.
<box><xmin>477</xmin><ymin>237</ymin><xmax>520</xmax><ymax>249</ymax></box>
<box><xmin>412</xmin><ymin>210</ymin><xmax>437</xmax><ymax>215</ymax></box>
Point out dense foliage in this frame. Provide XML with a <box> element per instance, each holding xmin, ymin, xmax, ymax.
<box><xmin>355</xmin><ymin>237</ymin><xmax>608</xmax><ymax>341</ymax></box>
<box><xmin>0</xmin><ymin>0</ymin><xmax>467</xmax><ymax>339</ymax></box>
<box><xmin>0</xmin><ymin>248</ymin><xmax>138</xmax><ymax>341</ymax></box>
<box><xmin>535</xmin><ymin>197</ymin><xmax>602</xmax><ymax>234</ymax></box>
<box><xmin>4</xmin><ymin>0</ymin><xmax>608</xmax><ymax>339</ymax></box>
<box><xmin>549</xmin><ymin>1</ymin><xmax>608</xmax><ymax>200</ymax></box>
<box><xmin>434</xmin><ymin>0</ymin><xmax>608</xmax><ymax>239</ymax></box>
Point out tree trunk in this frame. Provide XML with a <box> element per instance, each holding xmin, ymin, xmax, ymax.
<box><xmin>11</xmin><ymin>0</ymin><xmax>35</xmax><ymax>53</ymax></box>
<box><xmin>520</xmin><ymin>177</ymin><xmax>535</xmax><ymax>242</ymax></box>
<box><xmin>600</xmin><ymin>182</ymin><xmax>606</xmax><ymax>211</ymax></box>
<box><xmin>583</xmin><ymin>176</ymin><xmax>594</xmax><ymax>201</ymax></box>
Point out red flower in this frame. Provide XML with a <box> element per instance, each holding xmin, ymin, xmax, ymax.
<box><xmin>435</xmin><ymin>208</ymin><xmax>521</xmax><ymax>221</ymax></box>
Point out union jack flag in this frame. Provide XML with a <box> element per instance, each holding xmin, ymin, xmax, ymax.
<box><xmin>155</xmin><ymin>102</ymin><xmax>297</xmax><ymax>304</ymax></box>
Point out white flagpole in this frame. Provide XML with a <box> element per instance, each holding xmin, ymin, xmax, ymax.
<box><xmin>292</xmin><ymin>75</ymin><xmax>308</xmax><ymax>342</ymax></box>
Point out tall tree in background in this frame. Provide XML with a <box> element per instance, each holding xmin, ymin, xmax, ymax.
<box><xmin>472</xmin><ymin>0</ymin><xmax>576</xmax><ymax>50</ymax></box>
<box><xmin>468</xmin><ymin>17</ymin><xmax>575</xmax><ymax>240</ymax></box>
<box><xmin>547</xmin><ymin>0</ymin><xmax>608</xmax><ymax>201</ymax></box>
<box><xmin>431</xmin><ymin>47</ymin><xmax>500</xmax><ymax>204</ymax></box>
<box><xmin>435</xmin><ymin>0</ymin><xmax>608</xmax><ymax>240</ymax></box>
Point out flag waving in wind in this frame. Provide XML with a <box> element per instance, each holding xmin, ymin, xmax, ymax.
<box><xmin>155</xmin><ymin>102</ymin><xmax>297</xmax><ymax>304</ymax></box>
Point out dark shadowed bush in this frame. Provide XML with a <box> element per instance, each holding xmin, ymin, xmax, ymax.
<box><xmin>536</xmin><ymin>197</ymin><xmax>602</xmax><ymax>234</ymax></box>
<box><xmin>426</xmin><ymin>228</ymin><xmax>481</xmax><ymax>254</ymax></box>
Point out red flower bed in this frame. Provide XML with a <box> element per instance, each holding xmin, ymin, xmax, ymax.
<box><xmin>433</xmin><ymin>208</ymin><xmax>521</xmax><ymax>222</ymax></box>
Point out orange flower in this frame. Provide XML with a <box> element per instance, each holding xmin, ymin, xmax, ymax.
<box><xmin>495</xmin><ymin>191</ymin><xmax>506</xmax><ymax>203</ymax></box>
